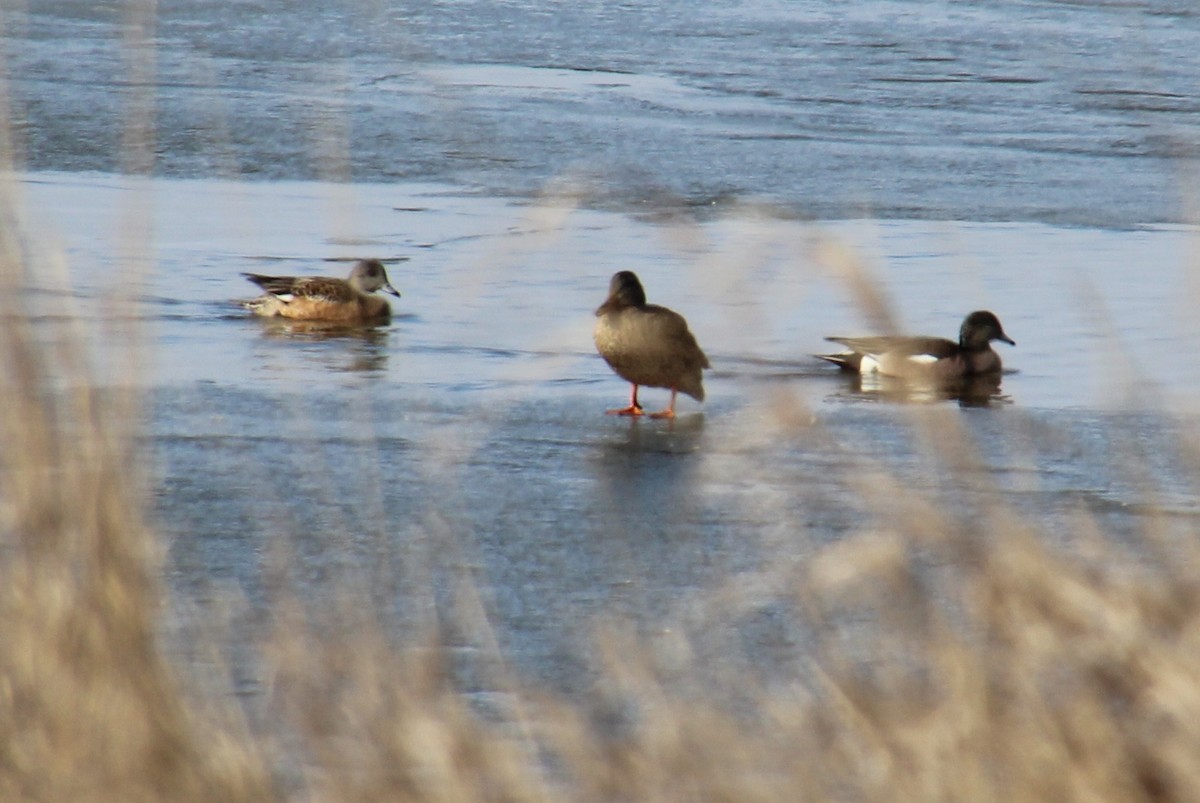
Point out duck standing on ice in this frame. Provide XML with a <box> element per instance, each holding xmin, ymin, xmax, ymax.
<box><xmin>593</xmin><ymin>270</ymin><xmax>710</xmax><ymax>419</ymax></box>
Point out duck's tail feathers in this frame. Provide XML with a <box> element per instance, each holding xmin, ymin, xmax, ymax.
<box><xmin>815</xmin><ymin>352</ymin><xmax>862</xmax><ymax>372</ymax></box>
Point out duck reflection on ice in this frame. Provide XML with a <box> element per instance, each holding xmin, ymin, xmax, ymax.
<box><xmin>252</xmin><ymin>319</ymin><xmax>391</xmax><ymax>374</ymax></box>
<box><xmin>591</xmin><ymin>415</ymin><xmax>708</xmax><ymax>545</ymax></box>
<box><xmin>832</xmin><ymin>370</ymin><xmax>1012</xmax><ymax>408</ymax></box>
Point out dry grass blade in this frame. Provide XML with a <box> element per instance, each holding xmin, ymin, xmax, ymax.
<box><xmin>0</xmin><ymin>195</ymin><xmax>273</xmax><ymax>802</ymax></box>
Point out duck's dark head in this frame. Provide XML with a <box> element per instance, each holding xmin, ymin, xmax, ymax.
<box><xmin>960</xmin><ymin>310</ymin><xmax>1015</xmax><ymax>351</ymax></box>
<box><xmin>597</xmin><ymin>270</ymin><xmax>647</xmax><ymax>314</ymax></box>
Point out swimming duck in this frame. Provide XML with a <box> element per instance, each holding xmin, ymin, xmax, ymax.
<box><xmin>241</xmin><ymin>259</ymin><xmax>401</xmax><ymax>323</ymax></box>
<box><xmin>817</xmin><ymin>310</ymin><xmax>1015</xmax><ymax>379</ymax></box>
<box><xmin>593</xmin><ymin>270</ymin><xmax>710</xmax><ymax>418</ymax></box>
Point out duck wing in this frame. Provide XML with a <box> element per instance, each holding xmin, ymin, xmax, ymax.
<box><xmin>242</xmin><ymin>273</ymin><xmax>300</xmax><ymax>297</ymax></box>
<box><xmin>290</xmin><ymin>277</ymin><xmax>357</xmax><ymax>303</ymax></box>
<box><xmin>242</xmin><ymin>273</ymin><xmax>356</xmax><ymax>304</ymax></box>
<box><xmin>825</xmin><ymin>334</ymin><xmax>958</xmax><ymax>360</ymax></box>
<box><xmin>647</xmin><ymin>304</ymin><xmax>709</xmax><ymax>370</ymax></box>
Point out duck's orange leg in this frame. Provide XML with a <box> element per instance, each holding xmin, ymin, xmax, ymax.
<box><xmin>649</xmin><ymin>388</ymin><xmax>678</xmax><ymax>419</ymax></box>
<box><xmin>607</xmin><ymin>384</ymin><xmax>645</xmax><ymax>416</ymax></box>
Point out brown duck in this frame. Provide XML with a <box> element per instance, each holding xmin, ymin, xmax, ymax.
<box><xmin>593</xmin><ymin>270</ymin><xmax>710</xmax><ymax>418</ymax></box>
<box><xmin>241</xmin><ymin>259</ymin><xmax>401</xmax><ymax>323</ymax></box>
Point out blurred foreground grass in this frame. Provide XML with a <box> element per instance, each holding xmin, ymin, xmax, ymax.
<box><xmin>4</xmin><ymin>182</ymin><xmax>1200</xmax><ymax>802</ymax></box>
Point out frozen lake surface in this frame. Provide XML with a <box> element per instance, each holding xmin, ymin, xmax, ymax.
<box><xmin>6</xmin><ymin>0</ymin><xmax>1200</xmax><ymax>694</ymax></box>
<box><xmin>7</xmin><ymin>0</ymin><xmax>1200</xmax><ymax>226</ymax></box>
<box><xmin>17</xmin><ymin>172</ymin><xmax>1200</xmax><ymax>693</ymax></box>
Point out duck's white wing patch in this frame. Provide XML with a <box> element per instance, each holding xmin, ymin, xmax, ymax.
<box><xmin>273</xmin><ymin>293</ymin><xmax>295</xmax><ymax>302</ymax></box>
<box><xmin>859</xmin><ymin>354</ymin><xmax>883</xmax><ymax>374</ymax></box>
<box><xmin>906</xmin><ymin>353</ymin><xmax>938</xmax><ymax>365</ymax></box>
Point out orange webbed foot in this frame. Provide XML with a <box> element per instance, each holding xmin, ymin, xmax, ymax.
<box><xmin>605</xmin><ymin>384</ymin><xmax>645</xmax><ymax>416</ymax></box>
<box><xmin>647</xmin><ymin>388</ymin><xmax>679</xmax><ymax>419</ymax></box>
<box><xmin>606</xmin><ymin>405</ymin><xmax>646</xmax><ymax>416</ymax></box>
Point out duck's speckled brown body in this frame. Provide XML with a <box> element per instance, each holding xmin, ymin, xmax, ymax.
<box><xmin>594</xmin><ymin>271</ymin><xmax>709</xmax><ymax>418</ymax></box>
<box><xmin>241</xmin><ymin>259</ymin><xmax>401</xmax><ymax>323</ymax></box>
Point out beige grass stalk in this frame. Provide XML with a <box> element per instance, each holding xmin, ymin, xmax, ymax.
<box><xmin>0</xmin><ymin>3</ymin><xmax>270</xmax><ymax>790</ymax></box>
<box><xmin>0</xmin><ymin>205</ymin><xmax>273</xmax><ymax>800</ymax></box>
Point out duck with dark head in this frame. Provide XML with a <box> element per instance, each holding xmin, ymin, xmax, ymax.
<box><xmin>593</xmin><ymin>270</ymin><xmax>710</xmax><ymax>419</ymax></box>
<box><xmin>817</xmin><ymin>310</ymin><xmax>1015</xmax><ymax>380</ymax></box>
